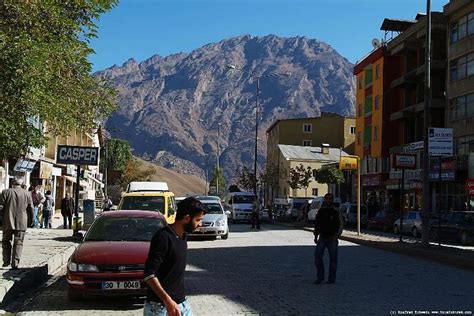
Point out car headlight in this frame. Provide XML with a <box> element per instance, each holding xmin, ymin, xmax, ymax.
<box><xmin>68</xmin><ymin>261</ymin><xmax>99</xmax><ymax>272</ymax></box>
<box><xmin>216</xmin><ymin>219</ymin><xmax>226</xmax><ymax>227</ymax></box>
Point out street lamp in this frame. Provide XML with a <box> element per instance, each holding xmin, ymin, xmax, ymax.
<box><xmin>199</xmin><ymin>119</ymin><xmax>222</xmax><ymax>196</ymax></box>
<box><xmin>226</xmin><ymin>64</ymin><xmax>291</xmax><ymax>200</ymax></box>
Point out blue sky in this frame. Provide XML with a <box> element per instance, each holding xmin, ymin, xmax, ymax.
<box><xmin>90</xmin><ymin>0</ymin><xmax>446</xmax><ymax>72</ymax></box>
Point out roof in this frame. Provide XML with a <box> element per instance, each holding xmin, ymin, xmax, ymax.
<box><xmin>380</xmin><ymin>18</ymin><xmax>417</xmax><ymax>32</ymax></box>
<box><xmin>266</xmin><ymin>112</ymin><xmax>354</xmax><ymax>134</ymax></box>
<box><xmin>278</xmin><ymin>144</ymin><xmax>349</xmax><ymax>162</ymax></box>
<box><xmin>101</xmin><ymin>210</ymin><xmax>165</xmax><ymax>219</ymax></box>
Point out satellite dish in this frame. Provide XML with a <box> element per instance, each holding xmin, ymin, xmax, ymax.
<box><xmin>372</xmin><ymin>38</ymin><xmax>381</xmax><ymax>48</ymax></box>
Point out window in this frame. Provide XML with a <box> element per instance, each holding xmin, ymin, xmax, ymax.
<box><xmin>375</xmin><ymin>64</ymin><xmax>381</xmax><ymax>79</ymax></box>
<box><xmin>350</xmin><ymin>126</ymin><xmax>356</xmax><ymax>135</ymax></box>
<box><xmin>302</xmin><ymin>140</ymin><xmax>312</xmax><ymax>146</ymax></box>
<box><xmin>357</xmin><ymin>132</ymin><xmax>362</xmax><ymax>145</ymax></box>
<box><xmin>450</xmin><ymin>52</ymin><xmax>474</xmax><ymax>81</ymax></box>
<box><xmin>373</xmin><ymin>126</ymin><xmax>379</xmax><ymax>141</ymax></box>
<box><xmin>450</xmin><ymin>92</ymin><xmax>474</xmax><ymax>121</ymax></box>
<box><xmin>358</xmin><ymin>104</ymin><xmax>362</xmax><ymax>117</ymax></box>
<box><xmin>451</xmin><ymin>12</ymin><xmax>474</xmax><ymax>44</ymax></box>
<box><xmin>374</xmin><ymin>95</ymin><xmax>381</xmax><ymax>110</ymax></box>
<box><xmin>303</xmin><ymin>123</ymin><xmax>312</xmax><ymax>133</ymax></box>
<box><xmin>312</xmin><ymin>188</ymin><xmax>318</xmax><ymax>196</ymax></box>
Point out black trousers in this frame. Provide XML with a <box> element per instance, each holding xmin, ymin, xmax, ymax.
<box><xmin>251</xmin><ymin>212</ymin><xmax>260</xmax><ymax>229</ymax></box>
<box><xmin>63</xmin><ymin>215</ymin><xmax>72</xmax><ymax>229</ymax></box>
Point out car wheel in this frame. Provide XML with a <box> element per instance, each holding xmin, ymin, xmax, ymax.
<box><xmin>393</xmin><ymin>225</ymin><xmax>399</xmax><ymax>235</ymax></box>
<box><xmin>67</xmin><ymin>287</ymin><xmax>82</xmax><ymax>302</ymax></box>
<box><xmin>460</xmin><ymin>231</ymin><xmax>468</xmax><ymax>246</ymax></box>
<box><xmin>221</xmin><ymin>229</ymin><xmax>229</xmax><ymax>240</ymax></box>
<box><xmin>412</xmin><ymin>227</ymin><xmax>419</xmax><ymax>238</ymax></box>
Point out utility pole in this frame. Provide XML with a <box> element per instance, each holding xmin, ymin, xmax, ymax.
<box><xmin>216</xmin><ymin>123</ymin><xmax>220</xmax><ymax>196</ymax></box>
<box><xmin>254</xmin><ymin>77</ymin><xmax>260</xmax><ymax>200</ymax></box>
<box><xmin>422</xmin><ymin>0</ymin><xmax>432</xmax><ymax>246</ymax></box>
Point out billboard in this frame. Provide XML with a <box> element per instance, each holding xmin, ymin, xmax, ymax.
<box><xmin>56</xmin><ymin>145</ymin><xmax>99</xmax><ymax>166</ymax></box>
<box><xmin>428</xmin><ymin>128</ymin><xmax>453</xmax><ymax>156</ymax></box>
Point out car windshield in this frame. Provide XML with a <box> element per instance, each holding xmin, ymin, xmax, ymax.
<box><xmin>203</xmin><ymin>203</ymin><xmax>223</xmax><ymax>214</ymax></box>
<box><xmin>293</xmin><ymin>202</ymin><xmax>305</xmax><ymax>209</ymax></box>
<box><xmin>120</xmin><ymin>196</ymin><xmax>165</xmax><ymax>214</ymax></box>
<box><xmin>85</xmin><ymin>216</ymin><xmax>165</xmax><ymax>242</ymax></box>
<box><xmin>233</xmin><ymin>195</ymin><xmax>255</xmax><ymax>203</ymax></box>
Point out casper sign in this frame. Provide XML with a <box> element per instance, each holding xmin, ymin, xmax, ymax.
<box><xmin>56</xmin><ymin>145</ymin><xmax>99</xmax><ymax>166</ymax></box>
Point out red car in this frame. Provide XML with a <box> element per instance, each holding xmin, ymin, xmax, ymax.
<box><xmin>66</xmin><ymin>210</ymin><xmax>166</xmax><ymax>301</ymax></box>
<box><xmin>366</xmin><ymin>210</ymin><xmax>396</xmax><ymax>232</ymax></box>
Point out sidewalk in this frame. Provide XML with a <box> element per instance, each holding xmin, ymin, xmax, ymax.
<box><xmin>0</xmin><ymin>213</ymin><xmax>79</xmax><ymax>306</ymax></box>
<box><xmin>276</xmin><ymin>221</ymin><xmax>474</xmax><ymax>271</ymax></box>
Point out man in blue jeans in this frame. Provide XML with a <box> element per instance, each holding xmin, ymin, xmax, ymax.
<box><xmin>313</xmin><ymin>193</ymin><xmax>343</xmax><ymax>284</ymax></box>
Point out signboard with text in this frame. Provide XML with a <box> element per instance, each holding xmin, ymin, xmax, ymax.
<box><xmin>56</xmin><ymin>145</ymin><xmax>99</xmax><ymax>166</ymax></box>
<box><xmin>466</xmin><ymin>179</ymin><xmax>474</xmax><ymax>196</ymax></box>
<box><xmin>392</xmin><ymin>154</ymin><xmax>417</xmax><ymax>169</ymax></box>
<box><xmin>339</xmin><ymin>156</ymin><xmax>358</xmax><ymax>170</ymax></box>
<box><xmin>428</xmin><ymin>128</ymin><xmax>453</xmax><ymax>156</ymax></box>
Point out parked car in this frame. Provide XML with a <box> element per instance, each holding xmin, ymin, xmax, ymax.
<box><xmin>393</xmin><ymin>211</ymin><xmax>422</xmax><ymax>237</ymax></box>
<box><xmin>190</xmin><ymin>198</ymin><xmax>229</xmax><ymax>239</ymax></box>
<box><xmin>429</xmin><ymin>211</ymin><xmax>474</xmax><ymax>245</ymax></box>
<box><xmin>366</xmin><ymin>210</ymin><xmax>396</xmax><ymax>232</ymax></box>
<box><xmin>66</xmin><ymin>210</ymin><xmax>167</xmax><ymax>301</ymax></box>
<box><xmin>340</xmin><ymin>203</ymin><xmax>368</xmax><ymax>228</ymax></box>
<box><xmin>307</xmin><ymin>197</ymin><xmax>342</xmax><ymax>222</ymax></box>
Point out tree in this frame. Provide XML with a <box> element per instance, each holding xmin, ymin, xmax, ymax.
<box><xmin>287</xmin><ymin>166</ymin><xmax>302</xmax><ymax>192</ymax></box>
<box><xmin>120</xmin><ymin>159</ymin><xmax>157</xmax><ymax>190</ymax></box>
<box><xmin>313</xmin><ymin>166</ymin><xmax>345</xmax><ymax>185</ymax></box>
<box><xmin>209</xmin><ymin>166</ymin><xmax>225</xmax><ymax>196</ymax></box>
<box><xmin>106</xmin><ymin>139</ymin><xmax>133</xmax><ymax>172</ymax></box>
<box><xmin>237</xmin><ymin>166</ymin><xmax>256</xmax><ymax>192</ymax></box>
<box><xmin>0</xmin><ymin>1</ymin><xmax>117</xmax><ymax>159</ymax></box>
<box><xmin>228</xmin><ymin>184</ymin><xmax>241</xmax><ymax>193</ymax></box>
<box><xmin>296</xmin><ymin>164</ymin><xmax>313</xmax><ymax>197</ymax></box>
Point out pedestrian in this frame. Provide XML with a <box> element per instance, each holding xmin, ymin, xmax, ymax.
<box><xmin>61</xmin><ymin>193</ymin><xmax>74</xmax><ymax>229</ymax></box>
<box><xmin>250</xmin><ymin>199</ymin><xmax>260</xmax><ymax>229</ymax></box>
<box><xmin>313</xmin><ymin>193</ymin><xmax>343</xmax><ymax>284</ymax></box>
<box><xmin>30</xmin><ymin>185</ymin><xmax>44</xmax><ymax>228</ymax></box>
<box><xmin>0</xmin><ymin>178</ymin><xmax>34</xmax><ymax>269</ymax></box>
<box><xmin>102</xmin><ymin>196</ymin><xmax>112</xmax><ymax>212</ymax></box>
<box><xmin>143</xmin><ymin>197</ymin><xmax>205</xmax><ymax>316</ymax></box>
<box><xmin>42</xmin><ymin>190</ymin><xmax>54</xmax><ymax>229</ymax></box>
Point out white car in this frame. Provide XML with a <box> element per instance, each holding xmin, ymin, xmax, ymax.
<box><xmin>190</xmin><ymin>199</ymin><xmax>229</xmax><ymax>239</ymax></box>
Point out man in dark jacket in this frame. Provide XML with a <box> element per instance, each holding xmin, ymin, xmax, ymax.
<box><xmin>61</xmin><ymin>193</ymin><xmax>74</xmax><ymax>229</ymax></box>
<box><xmin>313</xmin><ymin>193</ymin><xmax>343</xmax><ymax>284</ymax></box>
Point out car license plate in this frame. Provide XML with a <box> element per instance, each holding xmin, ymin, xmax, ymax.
<box><xmin>102</xmin><ymin>280</ymin><xmax>141</xmax><ymax>290</ymax></box>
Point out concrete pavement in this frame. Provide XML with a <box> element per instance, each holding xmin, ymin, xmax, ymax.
<box><xmin>0</xmin><ymin>212</ymin><xmax>79</xmax><ymax>307</ymax></box>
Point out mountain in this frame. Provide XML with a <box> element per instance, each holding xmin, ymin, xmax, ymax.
<box><xmin>96</xmin><ymin>34</ymin><xmax>355</xmax><ymax>185</ymax></box>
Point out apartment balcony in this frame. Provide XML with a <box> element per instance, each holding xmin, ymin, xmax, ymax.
<box><xmin>389</xmin><ymin>98</ymin><xmax>445</xmax><ymax>122</ymax></box>
<box><xmin>390</xmin><ymin>60</ymin><xmax>445</xmax><ymax>89</ymax></box>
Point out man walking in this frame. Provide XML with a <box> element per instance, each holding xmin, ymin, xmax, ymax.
<box><xmin>313</xmin><ymin>193</ymin><xmax>343</xmax><ymax>284</ymax></box>
<box><xmin>42</xmin><ymin>190</ymin><xmax>54</xmax><ymax>229</ymax></box>
<box><xmin>30</xmin><ymin>185</ymin><xmax>44</xmax><ymax>228</ymax></box>
<box><xmin>0</xmin><ymin>178</ymin><xmax>34</xmax><ymax>269</ymax></box>
<box><xmin>143</xmin><ymin>197</ymin><xmax>205</xmax><ymax>316</ymax></box>
<box><xmin>61</xmin><ymin>193</ymin><xmax>74</xmax><ymax>229</ymax></box>
<box><xmin>250</xmin><ymin>199</ymin><xmax>260</xmax><ymax>229</ymax></box>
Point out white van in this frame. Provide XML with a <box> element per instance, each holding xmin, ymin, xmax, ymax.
<box><xmin>307</xmin><ymin>196</ymin><xmax>342</xmax><ymax>222</ymax></box>
<box><xmin>224</xmin><ymin>192</ymin><xmax>256</xmax><ymax>223</ymax></box>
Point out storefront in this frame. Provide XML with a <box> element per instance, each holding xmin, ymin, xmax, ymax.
<box><xmin>361</xmin><ymin>173</ymin><xmax>389</xmax><ymax>217</ymax></box>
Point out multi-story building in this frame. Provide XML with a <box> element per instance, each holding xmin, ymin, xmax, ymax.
<box><xmin>266</xmin><ymin>113</ymin><xmax>355</xmax><ymax>204</ymax></box>
<box><xmin>443</xmin><ymin>0</ymin><xmax>474</xmax><ymax>211</ymax></box>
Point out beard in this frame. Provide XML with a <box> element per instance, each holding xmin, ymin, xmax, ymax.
<box><xmin>184</xmin><ymin>221</ymin><xmax>195</xmax><ymax>233</ymax></box>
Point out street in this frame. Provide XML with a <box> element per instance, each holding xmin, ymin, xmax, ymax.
<box><xmin>10</xmin><ymin>224</ymin><xmax>474</xmax><ymax>315</ymax></box>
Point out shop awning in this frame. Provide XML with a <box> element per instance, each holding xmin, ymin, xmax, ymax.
<box><xmin>88</xmin><ymin>175</ymin><xmax>104</xmax><ymax>188</ymax></box>
<box><xmin>63</xmin><ymin>176</ymin><xmax>88</xmax><ymax>187</ymax></box>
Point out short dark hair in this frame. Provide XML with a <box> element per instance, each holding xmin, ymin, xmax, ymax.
<box><xmin>324</xmin><ymin>193</ymin><xmax>334</xmax><ymax>199</ymax></box>
<box><xmin>46</xmin><ymin>190</ymin><xmax>52</xmax><ymax>195</ymax></box>
<box><xmin>176</xmin><ymin>197</ymin><xmax>206</xmax><ymax>220</ymax></box>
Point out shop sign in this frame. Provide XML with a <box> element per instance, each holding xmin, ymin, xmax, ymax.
<box><xmin>52</xmin><ymin>167</ymin><xmax>62</xmax><ymax>177</ymax></box>
<box><xmin>56</xmin><ymin>145</ymin><xmax>99</xmax><ymax>166</ymax></box>
<box><xmin>339</xmin><ymin>156</ymin><xmax>358</xmax><ymax>170</ymax></box>
<box><xmin>361</xmin><ymin>174</ymin><xmax>381</xmax><ymax>187</ymax></box>
<box><xmin>13</xmin><ymin>158</ymin><xmax>36</xmax><ymax>173</ymax></box>
<box><xmin>403</xmin><ymin>141</ymin><xmax>423</xmax><ymax>153</ymax></box>
<box><xmin>386</xmin><ymin>179</ymin><xmax>400</xmax><ymax>190</ymax></box>
<box><xmin>429</xmin><ymin>159</ymin><xmax>456</xmax><ymax>181</ymax></box>
<box><xmin>392</xmin><ymin>154</ymin><xmax>416</xmax><ymax>169</ymax></box>
<box><xmin>409</xmin><ymin>181</ymin><xmax>423</xmax><ymax>190</ymax></box>
<box><xmin>66</xmin><ymin>165</ymin><xmax>77</xmax><ymax>177</ymax></box>
<box><xmin>466</xmin><ymin>179</ymin><xmax>474</xmax><ymax>195</ymax></box>
<box><xmin>428</xmin><ymin>127</ymin><xmax>453</xmax><ymax>156</ymax></box>
<box><xmin>39</xmin><ymin>161</ymin><xmax>53</xmax><ymax>179</ymax></box>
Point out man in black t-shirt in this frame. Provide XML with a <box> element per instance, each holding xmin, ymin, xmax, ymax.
<box><xmin>313</xmin><ymin>193</ymin><xmax>343</xmax><ymax>284</ymax></box>
<box><xmin>144</xmin><ymin>197</ymin><xmax>205</xmax><ymax>316</ymax></box>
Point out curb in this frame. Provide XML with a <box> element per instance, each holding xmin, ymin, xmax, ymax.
<box><xmin>272</xmin><ymin>221</ymin><xmax>474</xmax><ymax>271</ymax></box>
<box><xmin>0</xmin><ymin>244</ymin><xmax>77</xmax><ymax>307</ymax></box>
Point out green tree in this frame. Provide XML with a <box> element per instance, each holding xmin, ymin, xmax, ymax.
<box><xmin>209</xmin><ymin>166</ymin><xmax>225</xmax><ymax>196</ymax></box>
<box><xmin>106</xmin><ymin>139</ymin><xmax>133</xmax><ymax>172</ymax></box>
<box><xmin>228</xmin><ymin>184</ymin><xmax>241</xmax><ymax>193</ymax></box>
<box><xmin>0</xmin><ymin>1</ymin><xmax>117</xmax><ymax>159</ymax></box>
<box><xmin>237</xmin><ymin>166</ymin><xmax>256</xmax><ymax>192</ymax></box>
<box><xmin>313</xmin><ymin>166</ymin><xmax>345</xmax><ymax>185</ymax></box>
<box><xmin>287</xmin><ymin>166</ymin><xmax>302</xmax><ymax>192</ymax></box>
<box><xmin>295</xmin><ymin>164</ymin><xmax>313</xmax><ymax>197</ymax></box>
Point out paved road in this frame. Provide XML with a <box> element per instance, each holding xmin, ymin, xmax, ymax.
<box><xmin>7</xmin><ymin>224</ymin><xmax>474</xmax><ymax>315</ymax></box>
